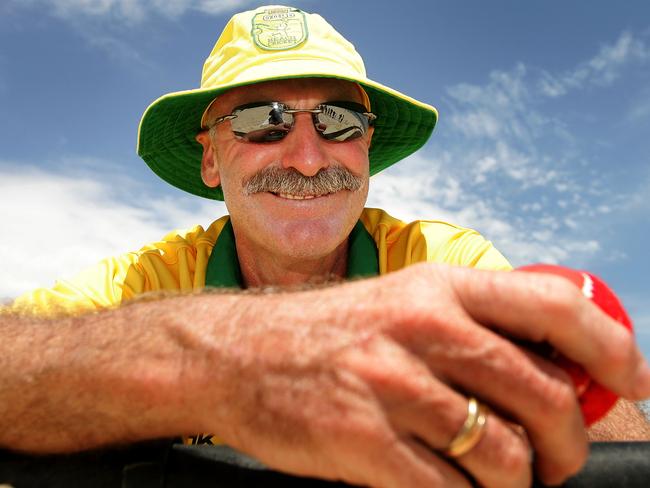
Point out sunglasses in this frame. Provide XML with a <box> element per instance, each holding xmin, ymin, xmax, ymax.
<box><xmin>206</xmin><ymin>101</ymin><xmax>377</xmax><ymax>143</ymax></box>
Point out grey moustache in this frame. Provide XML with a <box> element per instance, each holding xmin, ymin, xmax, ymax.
<box><xmin>244</xmin><ymin>166</ymin><xmax>363</xmax><ymax>196</ymax></box>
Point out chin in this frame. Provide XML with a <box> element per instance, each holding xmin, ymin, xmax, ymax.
<box><xmin>267</xmin><ymin>217</ymin><xmax>351</xmax><ymax>259</ymax></box>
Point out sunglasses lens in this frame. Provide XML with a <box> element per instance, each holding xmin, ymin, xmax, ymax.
<box><xmin>315</xmin><ymin>104</ymin><xmax>368</xmax><ymax>142</ymax></box>
<box><xmin>226</xmin><ymin>102</ymin><xmax>371</xmax><ymax>143</ymax></box>
<box><xmin>231</xmin><ymin>103</ymin><xmax>292</xmax><ymax>142</ymax></box>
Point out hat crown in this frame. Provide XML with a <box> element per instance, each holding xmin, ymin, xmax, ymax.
<box><xmin>200</xmin><ymin>5</ymin><xmax>367</xmax><ymax>89</ymax></box>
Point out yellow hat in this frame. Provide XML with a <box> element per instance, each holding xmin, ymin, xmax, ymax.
<box><xmin>137</xmin><ymin>5</ymin><xmax>438</xmax><ymax>200</ymax></box>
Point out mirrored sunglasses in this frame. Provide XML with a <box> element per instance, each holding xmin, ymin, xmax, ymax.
<box><xmin>206</xmin><ymin>101</ymin><xmax>377</xmax><ymax>143</ymax></box>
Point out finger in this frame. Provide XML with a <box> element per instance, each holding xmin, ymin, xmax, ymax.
<box><xmin>454</xmin><ymin>411</ymin><xmax>532</xmax><ymax>488</ymax></box>
<box><xmin>361</xmin><ymin>434</ymin><xmax>472</xmax><ymax>488</ymax></box>
<box><xmin>397</xmin><ymin>311</ymin><xmax>588</xmax><ymax>485</ymax></box>
<box><xmin>514</xmin><ymin>350</ymin><xmax>588</xmax><ymax>484</ymax></box>
<box><xmin>448</xmin><ymin>267</ymin><xmax>650</xmax><ymax>400</ymax></box>
<box><xmin>403</xmin><ymin>437</ymin><xmax>473</xmax><ymax>488</ymax></box>
<box><xmin>358</xmin><ymin>339</ymin><xmax>534</xmax><ymax>487</ymax></box>
<box><xmin>350</xmin><ymin>321</ymin><xmax>583</xmax><ymax>485</ymax></box>
<box><xmin>393</xmin><ymin>385</ymin><xmax>532</xmax><ymax>487</ymax></box>
<box><xmin>322</xmin><ymin>432</ymin><xmax>472</xmax><ymax>488</ymax></box>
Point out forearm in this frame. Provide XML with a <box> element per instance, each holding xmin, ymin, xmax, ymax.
<box><xmin>0</xmin><ymin>276</ymin><xmax>384</xmax><ymax>456</ymax></box>
<box><xmin>0</xmin><ymin>292</ymin><xmax>246</xmax><ymax>453</ymax></box>
<box><xmin>587</xmin><ymin>399</ymin><xmax>650</xmax><ymax>441</ymax></box>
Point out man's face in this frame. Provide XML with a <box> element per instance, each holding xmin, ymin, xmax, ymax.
<box><xmin>198</xmin><ymin>78</ymin><xmax>372</xmax><ymax>264</ymax></box>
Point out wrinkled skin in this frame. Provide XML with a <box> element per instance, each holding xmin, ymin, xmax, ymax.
<box><xmin>176</xmin><ymin>264</ymin><xmax>650</xmax><ymax>488</ymax></box>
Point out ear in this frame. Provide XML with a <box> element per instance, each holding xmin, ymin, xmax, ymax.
<box><xmin>367</xmin><ymin>125</ymin><xmax>375</xmax><ymax>147</ymax></box>
<box><xmin>364</xmin><ymin>126</ymin><xmax>375</xmax><ymax>147</ymax></box>
<box><xmin>196</xmin><ymin>131</ymin><xmax>221</xmax><ymax>188</ymax></box>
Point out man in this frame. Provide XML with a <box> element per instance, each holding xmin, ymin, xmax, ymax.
<box><xmin>2</xmin><ymin>5</ymin><xmax>650</xmax><ymax>488</ymax></box>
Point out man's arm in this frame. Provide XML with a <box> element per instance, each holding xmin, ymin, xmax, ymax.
<box><xmin>2</xmin><ymin>263</ymin><xmax>650</xmax><ymax>488</ymax></box>
<box><xmin>587</xmin><ymin>399</ymin><xmax>650</xmax><ymax>441</ymax></box>
<box><xmin>0</xmin><ymin>293</ymin><xmax>222</xmax><ymax>452</ymax></box>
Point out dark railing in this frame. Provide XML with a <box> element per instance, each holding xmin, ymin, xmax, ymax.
<box><xmin>1</xmin><ymin>441</ymin><xmax>649</xmax><ymax>487</ymax></box>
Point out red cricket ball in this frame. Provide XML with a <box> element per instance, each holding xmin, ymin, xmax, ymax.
<box><xmin>517</xmin><ymin>264</ymin><xmax>633</xmax><ymax>426</ymax></box>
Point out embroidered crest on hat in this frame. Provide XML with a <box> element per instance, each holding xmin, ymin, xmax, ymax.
<box><xmin>251</xmin><ymin>7</ymin><xmax>308</xmax><ymax>51</ymax></box>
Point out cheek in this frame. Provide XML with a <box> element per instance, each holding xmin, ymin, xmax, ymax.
<box><xmin>213</xmin><ymin>161</ymin><xmax>240</xmax><ymax>197</ymax></box>
<box><xmin>330</xmin><ymin>141</ymin><xmax>371</xmax><ymax>175</ymax></box>
<box><xmin>216</xmin><ymin>145</ymin><xmax>275</xmax><ymax>194</ymax></box>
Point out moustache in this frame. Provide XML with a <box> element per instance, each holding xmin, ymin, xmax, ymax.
<box><xmin>243</xmin><ymin>166</ymin><xmax>364</xmax><ymax>196</ymax></box>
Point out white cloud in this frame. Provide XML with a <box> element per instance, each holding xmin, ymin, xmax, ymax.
<box><xmin>539</xmin><ymin>32</ymin><xmax>650</xmax><ymax>98</ymax></box>
<box><xmin>442</xmin><ymin>62</ymin><xmax>571</xmax><ymax>192</ymax></box>
<box><xmin>447</xmin><ymin>64</ymin><xmax>535</xmax><ymax>143</ymax></box>
<box><xmin>449</xmin><ymin>110</ymin><xmax>501</xmax><ymax>139</ymax></box>
<box><xmin>367</xmin><ymin>153</ymin><xmax>462</xmax><ymax>223</ymax></box>
<box><xmin>0</xmin><ymin>163</ymin><xmax>226</xmax><ymax>299</ymax></box>
<box><xmin>473</xmin><ymin>156</ymin><xmax>497</xmax><ymax>184</ymax></box>
<box><xmin>11</xmin><ymin>0</ymin><xmax>260</xmax><ymax>23</ymax></box>
<box><xmin>7</xmin><ymin>0</ymin><xmax>305</xmax><ymax>66</ymax></box>
<box><xmin>367</xmin><ymin>152</ymin><xmax>602</xmax><ymax>268</ymax></box>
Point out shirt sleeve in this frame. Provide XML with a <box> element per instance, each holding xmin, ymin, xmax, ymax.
<box><xmin>406</xmin><ymin>220</ymin><xmax>512</xmax><ymax>271</ymax></box>
<box><xmin>8</xmin><ymin>252</ymin><xmax>144</xmax><ymax>318</ymax></box>
<box><xmin>5</xmin><ymin>222</ymin><xmax>219</xmax><ymax>318</ymax></box>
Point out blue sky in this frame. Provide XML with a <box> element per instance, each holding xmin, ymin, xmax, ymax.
<box><xmin>1</xmin><ymin>1</ymin><xmax>649</xmax><ymax>359</ymax></box>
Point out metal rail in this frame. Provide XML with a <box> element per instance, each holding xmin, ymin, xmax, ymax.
<box><xmin>1</xmin><ymin>441</ymin><xmax>649</xmax><ymax>487</ymax></box>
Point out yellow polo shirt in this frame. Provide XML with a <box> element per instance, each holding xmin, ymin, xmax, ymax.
<box><xmin>9</xmin><ymin>208</ymin><xmax>511</xmax><ymax>317</ymax></box>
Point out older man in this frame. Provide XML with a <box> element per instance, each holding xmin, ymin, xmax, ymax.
<box><xmin>2</xmin><ymin>5</ymin><xmax>650</xmax><ymax>488</ymax></box>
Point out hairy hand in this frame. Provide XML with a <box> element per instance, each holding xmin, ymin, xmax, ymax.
<box><xmin>186</xmin><ymin>263</ymin><xmax>650</xmax><ymax>488</ymax></box>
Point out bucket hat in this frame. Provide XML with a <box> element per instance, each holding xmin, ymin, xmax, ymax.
<box><xmin>137</xmin><ymin>4</ymin><xmax>438</xmax><ymax>200</ymax></box>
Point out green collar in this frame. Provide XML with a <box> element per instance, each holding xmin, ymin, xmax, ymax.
<box><xmin>205</xmin><ymin>219</ymin><xmax>378</xmax><ymax>288</ymax></box>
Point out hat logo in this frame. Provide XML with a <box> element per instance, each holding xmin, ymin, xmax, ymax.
<box><xmin>252</xmin><ymin>8</ymin><xmax>308</xmax><ymax>51</ymax></box>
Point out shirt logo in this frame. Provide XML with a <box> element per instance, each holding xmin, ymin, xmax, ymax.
<box><xmin>252</xmin><ymin>7</ymin><xmax>308</xmax><ymax>51</ymax></box>
<box><xmin>186</xmin><ymin>433</ymin><xmax>216</xmax><ymax>445</ymax></box>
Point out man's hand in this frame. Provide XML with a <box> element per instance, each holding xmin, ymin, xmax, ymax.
<box><xmin>194</xmin><ymin>264</ymin><xmax>650</xmax><ymax>487</ymax></box>
<box><xmin>2</xmin><ymin>264</ymin><xmax>649</xmax><ymax>488</ymax></box>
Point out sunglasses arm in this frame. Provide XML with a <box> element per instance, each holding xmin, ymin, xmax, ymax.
<box><xmin>205</xmin><ymin>114</ymin><xmax>237</xmax><ymax>131</ymax></box>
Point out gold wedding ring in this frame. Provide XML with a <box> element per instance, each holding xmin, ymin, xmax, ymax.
<box><xmin>444</xmin><ymin>397</ymin><xmax>488</xmax><ymax>458</ymax></box>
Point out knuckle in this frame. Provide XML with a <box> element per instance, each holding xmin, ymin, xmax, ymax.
<box><xmin>596</xmin><ymin>326</ymin><xmax>640</xmax><ymax>392</ymax></box>
<box><xmin>558</xmin><ymin>439</ymin><xmax>589</xmax><ymax>479</ymax></box>
<box><xmin>535</xmin><ymin>379</ymin><xmax>578</xmax><ymax>429</ymax></box>
<box><xmin>571</xmin><ymin>445</ymin><xmax>589</xmax><ymax>475</ymax></box>
<box><xmin>605</xmin><ymin>326</ymin><xmax>635</xmax><ymax>368</ymax></box>
<box><xmin>498</xmin><ymin>441</ymin><xmax>531</xmax><ymax>480</ymax></box>
<box><xmin>548</xmin><ymin>380</ymin><xmax>577</xmax><ymax>414</ymax></box>
<box><xmin>536</xmin><ymin>439</ymin><xmax>588</xmax><ymax>486</ymax></box>
<box><xmin>478</xmin><ymin>422</ymin><xmax>533</xmax><ymax>488</ymax></box>
<box><xmin>536</xmin><ymin>275</ymin><xmax>584</xmax><ymax>320</ymax></box>
<box><xmin>399</xmin><ymin>261</ymin><xmax>443</xmax><ymax>289</ymax></box>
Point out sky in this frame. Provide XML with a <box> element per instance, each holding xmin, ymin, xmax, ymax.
<box><xmin>0</xmin><ymin>1</ymin><xmax>649</xmax><ymax>359</ymax></box>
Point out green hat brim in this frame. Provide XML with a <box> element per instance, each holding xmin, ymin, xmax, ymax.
<box><xmin>137</xmin><ymin>75</ymin><xmax>437</xmax><ymax>201</ymax></box>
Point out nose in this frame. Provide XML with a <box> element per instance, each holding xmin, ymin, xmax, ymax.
<box><xmin>279</xmin><ymin>112</ymin><xmax>331</xmax><ymax>177</ymax></box>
